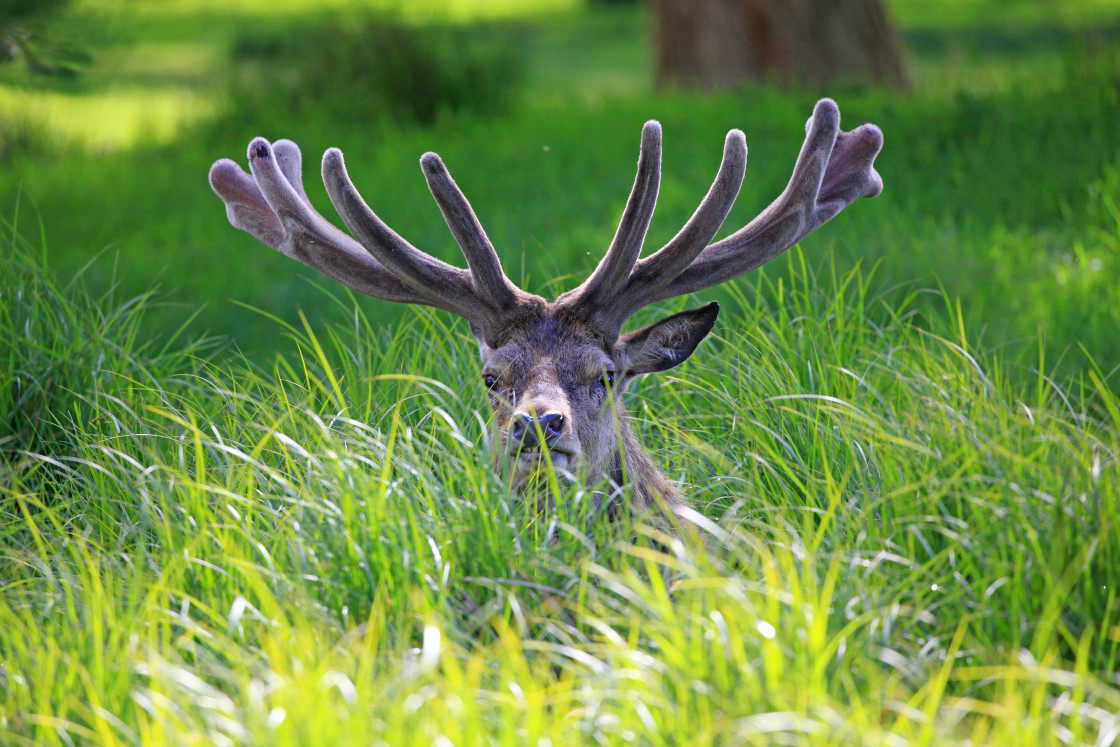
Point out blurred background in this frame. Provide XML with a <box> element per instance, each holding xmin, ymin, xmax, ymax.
<box><xmin>1</xmin><ymin>0</ymin><xmax>1118</xmax><ymax>378</ymax></box>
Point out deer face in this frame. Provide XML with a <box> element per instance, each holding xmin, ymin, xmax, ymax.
<box><xmin>476</xmin><ymin>303</ymin><xmax>720</xmax><ymax>488</ymax></box>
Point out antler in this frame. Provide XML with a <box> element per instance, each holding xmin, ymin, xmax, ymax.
<box><xmin>561</xmin><ymin>98</ymin><xmax>883</xmax><ymax>337</ymax></box>
<box><xmin>565</xmin><ymin>120</ymin><xmax>664</xmax><ymax>313</ymax></box>
<box><xmin>210</xmin><ymin>99</ymin><xmax>880</xmax><ymax>348</ymax></box>
<box><xmin>209</xmin><ymin>138</ymin><xmax>543</xmax><ymax>345</ymax></box>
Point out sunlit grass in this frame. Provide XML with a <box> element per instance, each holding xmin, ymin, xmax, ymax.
<box><xmin>2</xmin><ymin>220</ymin><xmax>1119</xmax><ymax>744</ymax></box>
<box><xmin>99</xmin><ymin>42</ymin><xmax>223</xmax><ymax>83</ymax></box>
<box><xmin>0</xmin><ymin>85</ymin><xmax>219</xmax><ymax>151</ymax></box>
<box><xmin>73</xmin><ymin>0</ymin><xmax>582</xmax><ymax>23</ymax></box>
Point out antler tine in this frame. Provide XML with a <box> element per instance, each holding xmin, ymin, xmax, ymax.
<box><xmin>610</xmin><ymin>127</ymin><xmax>748</xmax><ymax>327</ymax></box>
<box><xmin>210</xmin><ymin>138</ymin><xmax>424</xmax><ymax>304</ymax></box>
<box><xmin>420</xmin><ymin>152</ymin><xmax>520</xmax><ymax>309</ymax></box>
<box><xmin>321</xmin><ymin>147</ymin><xmax>497</xmax><ymax>323</ymax></box>
<box><xmin>644</xmin><ymin>98</ymin><xmax>883</xmax><ymax>306</ymax></box>
<box><xmin>564</xmin><ymin>120</ymin><xmax>662</xmax><ymax>314</ymax></box>
<box><xmin>272</xmin><ymin>139</ymin><xmax>310</xmax><ymax>205</ymax></box>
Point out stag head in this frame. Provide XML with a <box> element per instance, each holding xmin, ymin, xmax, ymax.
<box><xmin>210</xmin><ymin>99</ymin><xmax>883</xmax><ymax>515</ymax></box>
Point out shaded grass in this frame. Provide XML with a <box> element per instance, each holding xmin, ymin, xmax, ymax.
<box><xmin>227</xmin><ymin>12</ymin><xmax>527</xmax><ymax>127</ymax></box>
<box><xmin>2</xmin><ymin>228</ymin><xmax>1119</xmax><ymax>744</ymax></box>
<box><xmin>0</xmin><ymin>212</ymin><xmax>214</xmax><ymax>478</ymax></box>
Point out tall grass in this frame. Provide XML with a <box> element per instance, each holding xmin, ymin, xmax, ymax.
<box><xmin>2</xmin><ymin>221</ymin><xmax>1118</xmax><ymax>744</ymax></box>
<box><xmin>4</xmin><ymin>2</ymin><xmax>1120</xmax><ymax>742</ymax></box>
<box><xmin>0</xmin><ymin>211</ymin><xmax>213</xmax><ymax>477</ymax></box>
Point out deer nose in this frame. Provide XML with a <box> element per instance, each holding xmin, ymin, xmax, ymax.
<box><xmin>509</xmin><ymin>412</ymin><xmax>565</xmax><ymax>451</ymax></box>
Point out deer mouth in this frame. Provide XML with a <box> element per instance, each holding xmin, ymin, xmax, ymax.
<box><xmin>511</xmin><ymin>447</ymin><xmax>574</xmax><ymax>475</ymax></box>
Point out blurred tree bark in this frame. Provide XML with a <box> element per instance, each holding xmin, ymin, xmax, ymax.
<box><xmin>651</xmin><ymin>0</ymin><xmax>908</xmax><ymax>90</ymax></box>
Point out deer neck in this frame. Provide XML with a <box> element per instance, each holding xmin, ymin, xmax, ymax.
<box><xmin>607</xmin><ymin>415</ymin><xmax>679</xmax><ymax>516</ymax></box>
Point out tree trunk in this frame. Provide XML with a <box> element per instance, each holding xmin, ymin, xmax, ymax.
<box><xmin>652</xmin><ymin>0</ymin><xmax>908</xmax><ymax>90</ymax></box>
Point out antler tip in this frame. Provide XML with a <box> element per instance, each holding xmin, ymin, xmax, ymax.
<box><xmin>814</xmin><ymin>97</ymin><xmax>840</xmax><ymax>117</ymax></box>
<box><xmin>272</xmin><ymin>139</ymin><xmax>301</xmax><ymax>160</ymax></box>
<box><xmin>858</xmin><ymin>124</ymin><xmax>885</xmax><ymax>199</ymax></box>
<box><xmin>247</xmin><ymin>137</ymin><xmax>272</xmax><ymax>162</ymax></box>
<box><xmin>321</xmin><ymin>148</ymin><xmax>354</xmax><ymax>202</ymax></box>
<box><xmin>209</xmin><ymin>157</ymin><xmax>238</xmax><ymax>181</ymax></box>
<box><xmin>208</xmin><ymin>158</ymin><xmax>247</xmax><ymax>197</ymax></box>
<box><xmin>322</xmin><ymin>146</ymin><xmax>344</xmax><ymax>171</ymax></box>
<box><xmin>724</xmin><ymin>127</ymin><xmax>747</xmax><ymax>152</ymax></box>
<box><xmin>419</xmin><ymin>151</ymin><xmax>445</xmax><ymax>175</ymax></box>
<box><xmin>855</xmin><ymin>122</ymin><xmax>885</xmax><ymax>151</ymax></box>
<box><xmin>867</xmin><ymin>169</ymin><xmax>884</xmax><ymax>199</ymax></box>
<box><xmin>719</xmin><ymin>128</ymin><xmax>748</xmax><ymax>179</ymax></box>
<box><xmin>807</xmin><ymin>99</ymin><xmax>841</xmax><ymax>136</ymax></box>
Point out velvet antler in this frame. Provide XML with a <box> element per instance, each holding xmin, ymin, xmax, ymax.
<box><xmin>209</xmin><ymin>138</ymin><xmax>543</xmax><ymax>346</ymax></box>
<box><xmin>559</xmin><ymin>98</ymin><xmax>883</xmax><ymax>337</ymax></box>
<box><xmin>210</xmin><ymin>99</ymin><xmax>881</xmax><ymax>346</ymax></box>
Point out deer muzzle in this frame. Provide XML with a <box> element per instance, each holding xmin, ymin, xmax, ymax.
<box><xmin>509</xmin><ymin>412</ymin><xmax>564</xmax><ymax>450</ymax></box>
<box><xmin>508</xmin><ymin>411</ymin><xmax>574</xmax><ymax>474</ymax></box>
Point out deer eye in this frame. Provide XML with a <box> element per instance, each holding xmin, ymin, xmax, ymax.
<box><xmin>597</xmin><ymin>370</ymin><xmax>616</xmax><ymax>391</ymax></box>
<box><xmin>483</xmin><ymin>373</ymin><xmax>500</xmax><ymax>390</ymax></box>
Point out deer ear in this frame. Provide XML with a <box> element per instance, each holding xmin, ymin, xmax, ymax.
<box><xmin>617</xmin><ymin>301</ymin><xmax>719</xmax><ymax>376</ymax></box>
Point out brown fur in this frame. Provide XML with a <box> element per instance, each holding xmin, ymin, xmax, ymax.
<box><xmin>479</xmin><ymin>303</ymin><xmax>718</xmax><ymax>522</ymax></box>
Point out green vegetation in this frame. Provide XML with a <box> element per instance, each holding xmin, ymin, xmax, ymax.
<box><xmin>229</xmin><ymin>15</ymin><xmax>526</xmax><ymax>127</ymax></box>
<box><xmin>2</xmin><ymin>0</ymin><xmax>1120</xmax><ymax>743</ymax></box>
<box><xmin>3</xmin><ymin>226</ymin><xmax>1119</xmax><ymax>744</ymax></box>
<box><xmin>0</xmin><ymin>0</ymin><xmax>89</xmax><ymax>80</ymax></box>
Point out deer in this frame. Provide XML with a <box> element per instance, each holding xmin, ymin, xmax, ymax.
<box><xmin>208</xmin><ymin>98</ymin><xmax>883</xmax><ymax>527</ymax></box>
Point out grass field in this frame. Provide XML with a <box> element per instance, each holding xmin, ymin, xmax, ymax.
<box><xmin>3</xmin><ymin>0</ymin><xmax>1120</xmax><ymax>744</ymax></box>
<box><xmin>3</xmin><ymin>1</ymin><xmax>1119</xmax><ymax>374</ymax></box>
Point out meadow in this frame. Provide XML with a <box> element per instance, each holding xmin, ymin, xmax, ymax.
<box><xmin>2</xmin><ymin>0</ymin><xmax>1120</xmax><ymax>744</ymax></box>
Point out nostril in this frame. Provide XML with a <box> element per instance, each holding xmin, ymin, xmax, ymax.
<box><xmin>511</xmin><ymin>412</ymin><xmax>562</xmax><ymax>451</ymax></box>
<box><xmin>539</xmin><ymin>412</ymin><xmax>564</xmax><ymax>441</ymax></box>
<box><xmin>510</xmin><ymin>413</ymin><xmax>537</xmax><ymax>448</ymax></box>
